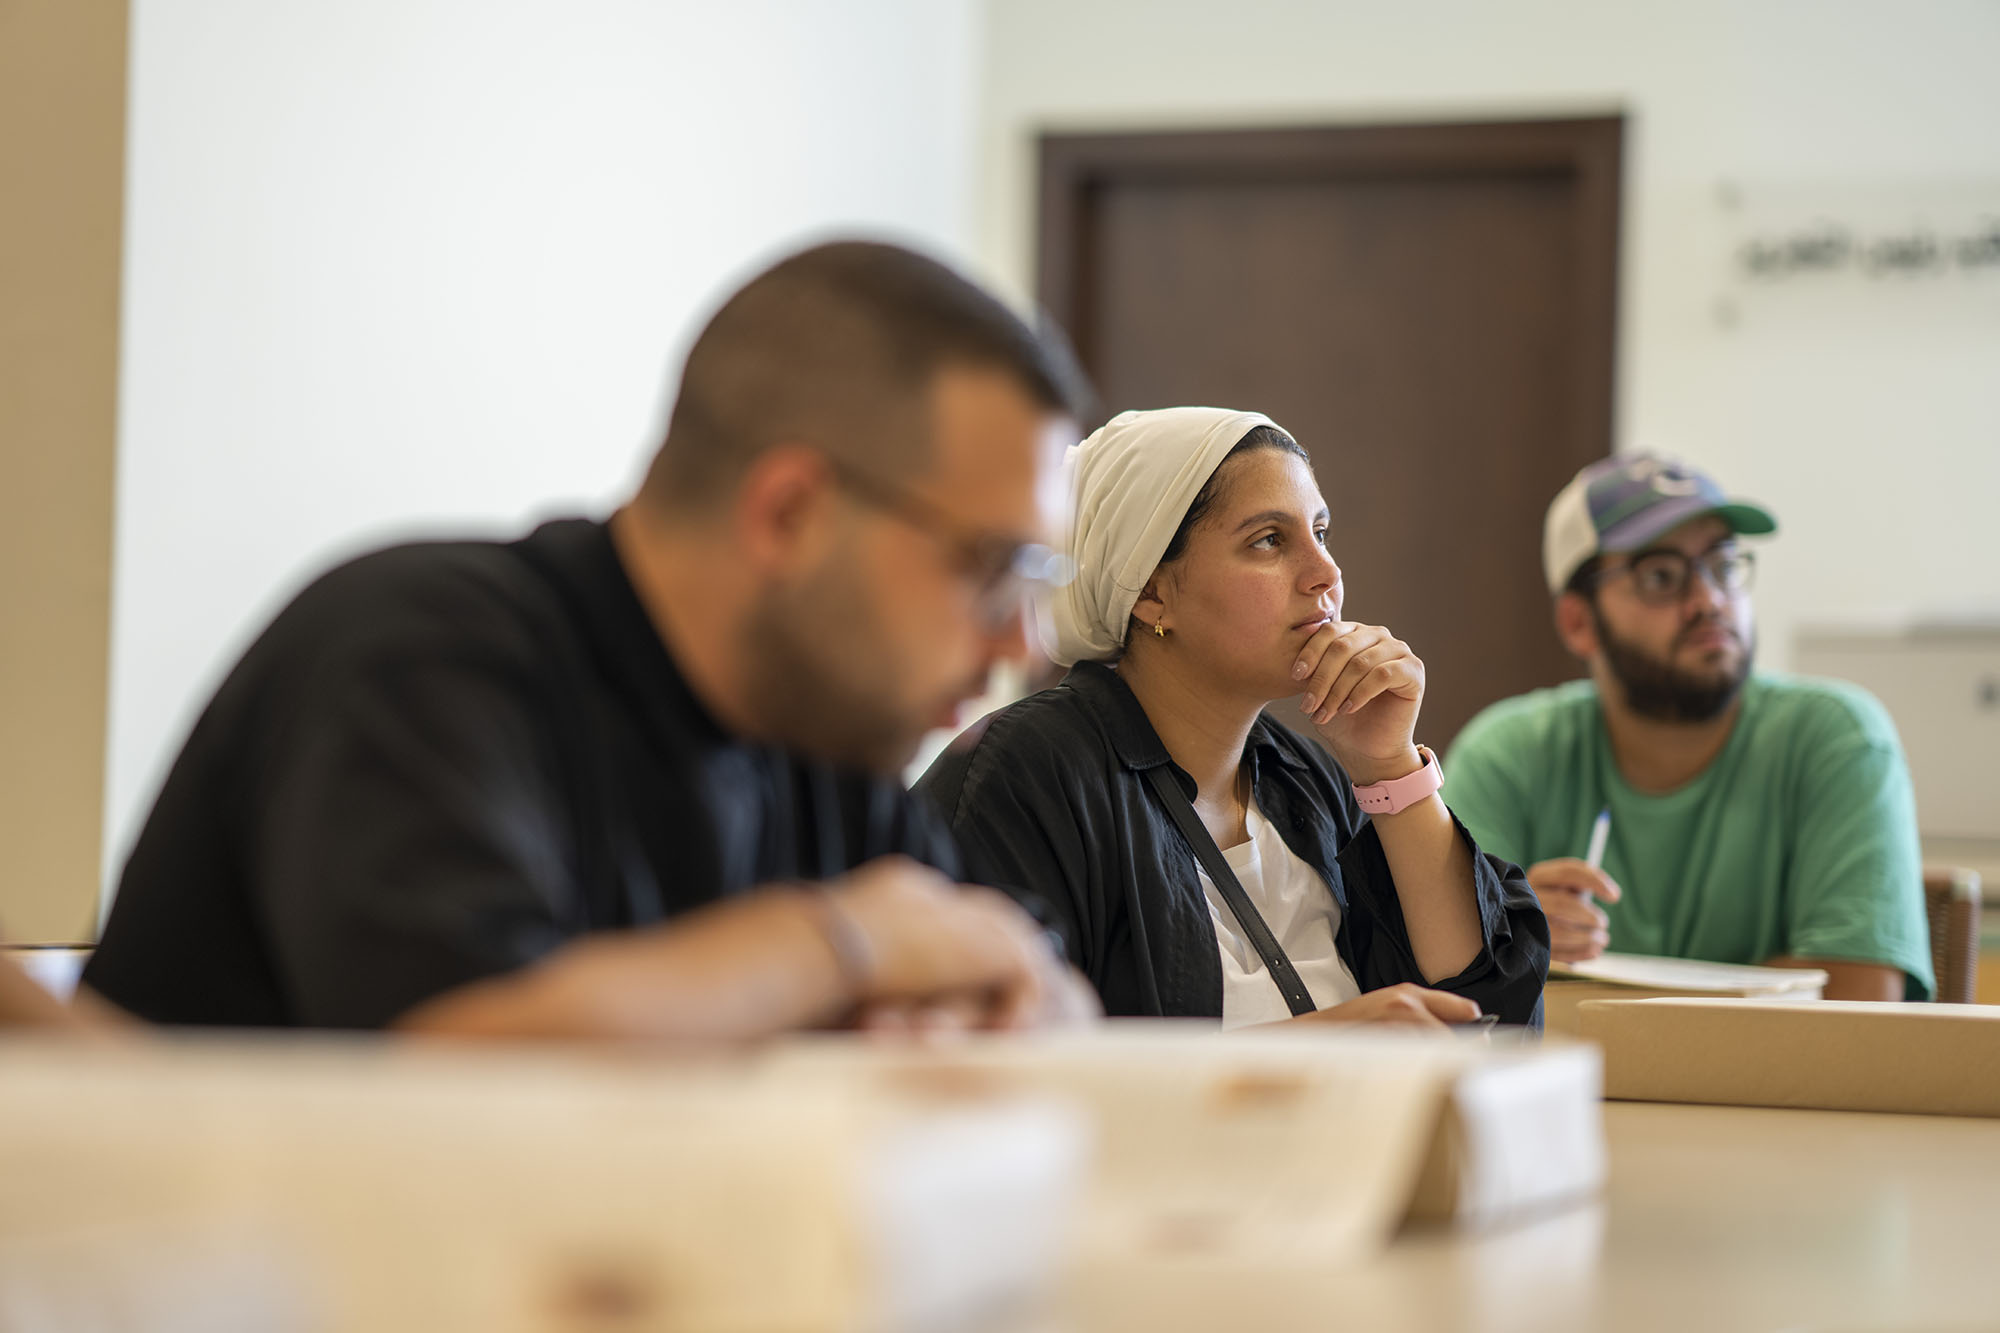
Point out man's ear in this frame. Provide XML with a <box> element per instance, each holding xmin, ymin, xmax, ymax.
<box><xmin>1553</xmin><ymin>590</ymin><xmax>1599</xmax><ymax>661</ymax></box>
<box><xmin>733</xmin><ymin>445</ymin><xmax>840</xmax><ymax>577</ymax></box>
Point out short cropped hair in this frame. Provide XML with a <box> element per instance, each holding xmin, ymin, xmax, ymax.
<box><xmin>641</xmin><ymin>241</ymin><xmax>1086</xmax><ymax>510</ymax></box>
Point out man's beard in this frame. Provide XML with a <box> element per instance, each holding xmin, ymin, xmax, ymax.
<box><xmin>1594</xmin><ymin>607</ymin><xmax>1755</xmax><ymax>724</ymax></box>
<box><xmin>741</xmin><ymin>567</ymin><xmax>952</xmax><ymax>775</ymax></box>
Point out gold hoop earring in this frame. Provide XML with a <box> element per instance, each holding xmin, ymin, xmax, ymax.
<box><xmin>1153</xmin><ymin>621</ymin><xmax>1167</xmax><ymax>639</ymax></box>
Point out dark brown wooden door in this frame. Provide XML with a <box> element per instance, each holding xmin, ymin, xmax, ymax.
<box><xmin>1039</xmin><ymin>117</ymin><xmax>1622</xmax><ymax>748</ymax></box>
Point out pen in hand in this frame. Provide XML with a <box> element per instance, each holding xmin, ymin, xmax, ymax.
<box><xmin>1585</xmin><ymin>807</ymin><xmax>1610</xmax><ymax>872</ymax></box>
<box><xmin>1577</xmin><ymin>807</ymin><xmax>1613</xmax><ymax>958</ymax></box>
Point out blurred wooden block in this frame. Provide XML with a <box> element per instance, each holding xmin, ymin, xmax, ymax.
<box><xmin>0</xmin><ymin>1035</ymin><xmax>1087</xmax><ymax>1333</ymax></box>
<box><xmin>1578</xmin><ymin>997</ymin><xmax>2000</xmax><ymax>1117</ymax></box>
<box><xmin>766</xmin><ymin>1024</ymin><xmax>1604</xmax><ymax>1262</ymax></box>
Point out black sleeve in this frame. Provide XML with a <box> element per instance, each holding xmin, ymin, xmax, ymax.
<box><xmin>249</xmin><ymin>639</ymin><xmax>584</xmax><ymax>1029</ymax></box>
<box><xmin>1335</xmin><ymin>814</ymin><xmax>1550</xmax><ymax>1026</ymax></box>
<box><xmin>913</xmin><ymin>717</ymin><xmax>1101</xmax><ymax>975</ymax></box>
<box><xmin>1280</xmin><ymin>734</ymin><xmax>1549</xmax><ymax>1026</ymax></box>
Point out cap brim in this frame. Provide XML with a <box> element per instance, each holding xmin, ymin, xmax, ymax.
<box><xmin>1600</xmin><ymin>496</ymin><xmax>1778</xmax><ymax>552</ymax></box>
<box><xmin>1713</xmin><ymin>501</ymin><xmax>1777</xmax><ymax>537</ymax></box>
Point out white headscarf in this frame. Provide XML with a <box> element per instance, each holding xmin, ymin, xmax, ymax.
<box><xmin>1042</xmin><ymin>406</ymin><xmax>1280</xmax><ymax>666</ymax></box>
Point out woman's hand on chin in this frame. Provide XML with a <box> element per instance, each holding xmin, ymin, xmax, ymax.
<box><xmin>1273</xmin><ymin>983</ymin><xmax>1479</xmax><ymax>1030</ymax></box>
<box><xmin>1289</xmin><ymin>620</ymin><xmax>1426</xmax><ymax>779</ymax></box>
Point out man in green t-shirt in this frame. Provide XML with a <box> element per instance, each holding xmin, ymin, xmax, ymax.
<box><xmin>1446</xmin><ymin>455</ymin><xmax>1933</xmax><ymax>1001</ymax></box>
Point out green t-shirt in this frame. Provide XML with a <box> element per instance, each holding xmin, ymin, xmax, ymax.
<box><xmin>1445</xmin><ymin>673</ymin><xmax>1933</xmax><ymax>1000</ymax></box>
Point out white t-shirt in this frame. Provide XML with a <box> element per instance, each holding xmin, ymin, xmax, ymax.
<box><xmin>1195</xmin><ymin>799</ymin><xmax>1362</xmax><ymax>1029</ymax></box>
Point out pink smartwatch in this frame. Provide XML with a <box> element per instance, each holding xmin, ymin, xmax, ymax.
<box><xmin>1350</xmin><ymin>745</ymin><xmax>1443</xmax><ymax>816</ymax></box>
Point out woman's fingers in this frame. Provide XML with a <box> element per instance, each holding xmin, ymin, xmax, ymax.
<box><xmin>1299</xmin><ymin>623</ymin><xmax>1388</xmax><ymax>714</ymax></box>
<box><xmin>1413</xmin><ymin>988</ymin><xmax>1483</xmax><ymax>1024</ymax></box>
<box><xmin>1291</xmin><ymin>619</ymin><xmax>1348</xmax><ymax>682</ymax></box>
<box><xmin>1294</xmin><ymin>621</ymin><xmax>1354</xmax><ymax>711</ymax></box>
<box><xmin>1328</xmin><ymin>657</ymin><xmax>1423</xmax><ymax>721</ymax></box>
<box><xmin>1310</xmin><ymin>644</ymin><xmax>1396</xmax><ymax>723</ymax></box>
<box><xmin>1302</xmin><ymin>982</ymin><xmax>1480</xmax><ymax>1030</ymax></box>
<box><xmin>1307</xmin><ymin>636</ymin><xmax>1419</xmax><ymax>724</ymax></box>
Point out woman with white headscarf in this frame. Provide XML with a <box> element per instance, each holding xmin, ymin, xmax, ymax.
<box><xmin>917</xmin><ymin>408</ymin><xmax>1547</xmax><ymax>1027</ymax></box>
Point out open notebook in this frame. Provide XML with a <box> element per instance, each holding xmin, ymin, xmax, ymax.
<box><xmin>1544</xmin><ymin>953</ymin><xmax>1827</xmax><ymax>1034</ymax></box>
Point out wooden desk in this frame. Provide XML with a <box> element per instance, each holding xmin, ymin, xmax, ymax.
<box><xmin>1065</xmin><ymin>1102</ymin><xmax>2000</xmax><ymax>1332</ymax></box>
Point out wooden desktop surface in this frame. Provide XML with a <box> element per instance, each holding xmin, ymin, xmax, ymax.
<box><xmin>1064</xmin><ymin>1101</ymin><xmax>2000</xmax><ymax>1333</ymax></box>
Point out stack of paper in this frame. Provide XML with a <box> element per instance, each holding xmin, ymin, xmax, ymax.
<box><xmin>1543</xmin><ymin>953</ymin><xmax>1827</xmax><ymax>1034</ymax></box>
<box><xmin>764</xmin><ymin>1023</ymin><xmax>1604</xmax><ymax>1266</ymax></box>
<box><xmin>0</xmin><ymin>1035</ymin><xmax>1088</xmax><ymax>1333</ymax></box>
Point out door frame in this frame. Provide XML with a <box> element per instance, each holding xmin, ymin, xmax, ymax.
<box><xmin>1035</xmin><ymin>116</ymin><xmax>1624</xmax><ymax>446</ymax></box>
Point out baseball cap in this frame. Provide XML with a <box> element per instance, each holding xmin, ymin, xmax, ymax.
<box><xmin>1543</xmin><ymin>454</ymin><xmax>1778</xmax><ymax>594</ymax></box>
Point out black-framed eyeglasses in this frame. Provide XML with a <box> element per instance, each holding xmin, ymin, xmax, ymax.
<box><xmin>1595</xmin><ymin>547</ymin><xmax>1756</xmax><ymax>607</ymax></box>
<box><xmin>824</xmin><ymin>456</ymin><xmax>1074</xmax><ymax>630</ymax></box>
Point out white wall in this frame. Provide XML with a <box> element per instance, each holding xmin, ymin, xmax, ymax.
<box><xmin>107</xmin><ymin>0</ymin><xmax>2000</xmax><ymax>898</ymax></box>
<box><xmin>978</xmin><ymin>0</ymin><xmax>2000</xmax><ymax>677</ymax></box>
<box><xmin>108</xmin><ymin>0</ymin><xmax>983</xmax><ymax>893</ymax></box>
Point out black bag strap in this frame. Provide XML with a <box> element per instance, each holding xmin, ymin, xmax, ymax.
<box><xmin>1142</xmin><ymin>765</ymin><xmax>1316</xmax><ymax>1018</ymax></box>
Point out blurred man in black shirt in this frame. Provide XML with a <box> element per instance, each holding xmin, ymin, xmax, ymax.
<box><xmin>85</xmin><ymin>241</ymin><xmax>1092</xmax><ymax>1039</ymax></box>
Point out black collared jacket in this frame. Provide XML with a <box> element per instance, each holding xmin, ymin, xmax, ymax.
<box><xmin>916</xmin><ymin>661</ymin><xmax>1549</xmax><ymax>1024</ymax></box>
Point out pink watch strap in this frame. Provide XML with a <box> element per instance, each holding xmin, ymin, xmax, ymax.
<box><xmin>1350</xmin><ymin>745</ymin><xmax>1443</xmax><ymax>816</ymax></box>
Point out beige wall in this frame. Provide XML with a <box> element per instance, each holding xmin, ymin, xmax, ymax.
<box><xmin>0</xmin><ymin>0</ymin><xmax>126</xmax><ymax>941</ymax></box>
<box><xmin>977</xmin><ymin>0</ymin><xmax>2000</xmax><ymax>680</ymax></box>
